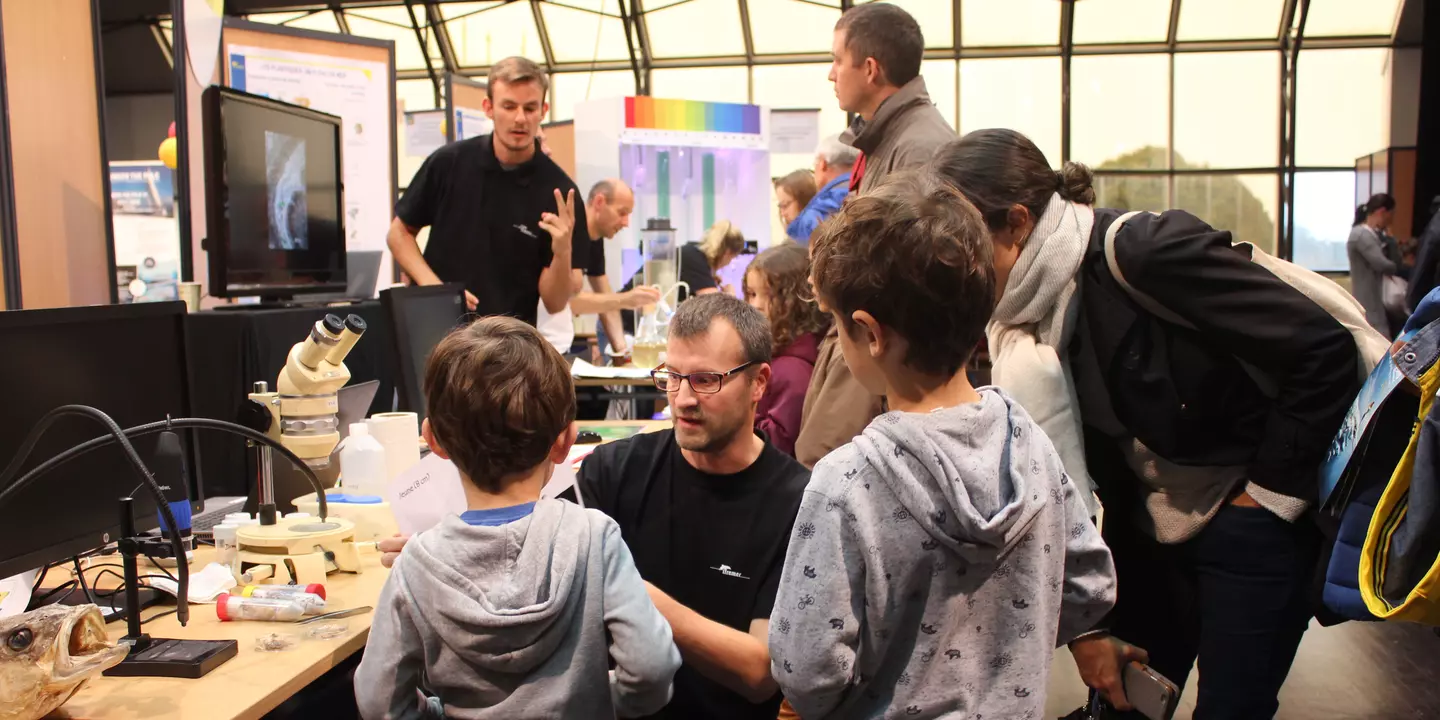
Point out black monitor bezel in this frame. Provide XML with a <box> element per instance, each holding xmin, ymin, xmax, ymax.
<box><xmin>0</xmin><ymin>301</ymin><xmax>203</xmax><ymax>580</ymax></box>
<box><xmin>380</xmin><ymin>283</ymin><xmax>468</xmax><ymax>422</ymax></box>
<box><xmin>201</xmin><ymin>84</ymin><xmax>348</xmax><ymax>299</ymax></box>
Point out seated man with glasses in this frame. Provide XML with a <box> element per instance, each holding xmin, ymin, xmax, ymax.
<box><xmin>377</xmin><ymin>293</ymin><xmax>808</xmax><ymax>718</ymax></box>
<box><xmin>578</xmin><ymin>293</ymin><xmax>810</xmax><ymax>719</ymax></box>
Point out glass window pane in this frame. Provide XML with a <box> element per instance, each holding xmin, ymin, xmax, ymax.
<box><xmin>1174</xmin><ymin>52</ymin><xmax>1278</xmax><ymax>169</ymax></box>
<box><xmin>1176</xmin><ymin>173</ymin><xmax>1278</xmax><ymax>254</ymax></box>
<box><xmin>1292</xmin><ymin>171</ymin><xmax>1357</xmax><ymax>271</ymax></box>
<box><xmin>552</xmin><ymin>69</ymin><xmax>637</xmax><ymax>120</ymax></box>
<box><xmin>959</xmin><ymin>57</ymin><xmax>1061</xmax><ymax>165</ymax></box>
<box><xmin>864</xmin><ymin>0</ymin><xmax>953</xmax><ymax>49</ymax></box>
<box><xmin>540</xmin><ymin>0</ymin><xmax>633</xmax><ymax>63</ymax></box>
<box><xmin>1072</xmin><ymin>54</ymin><xmax>1168</xmax><ymax>169</ymax></box>
<box><xmin>286</xmin><ymin>10</ymin><xmax>341</xmax><ymax>34</ymax></box>
<box><xmin>748</xmin><ymin>0</ymin><xmax>840</xmax><ymax>55</ymax></box>
<box><xmin>1094</xmin><ymin>174</ymin><xmax>1169</xmax><ymax>213</ymax></box>
<box><xmin>1304</xmin><ymin>0</ymin><xmax>1401</xmax><ymax>37</ymax></box>
<box><xmin>396</xmin><ymin>78</ymin><xmax>439</xmax><ymax>112</ymax></box>
<box><xmin>752</xmin><ymin>64</ymin><xmax>848</xmax><ymax>139</ymax></box>
<box><xmin>1297</xmin><ymin>49</ymin><xmax>1388</xmax><ymax>166</ymax></box>
<box><xmin>650</xmin><ymin>67</ymin><xmax>749</xmax><ymax>104</ymax></box>
<box><xmin>346</xmin><ymin>7</ymin><xmax>442</xmax><ymax>71</ymax></box>
<box><xmin>1178</xmin><ymin>0</ymin><xmax>1283</xmax><ymax>41</ymax></box>
<box><xmin>444</xmin><ymin>2</ymin><xmax>546</xmax><ymax>67</ymax></box>
<box><xmin>962</xmin><ymin>0</ymin><xmax>1059</xmax><ymax>47</ymax></box>
<box><xmin>245</xmin><ymin>12</ymin><xmax>307</xmax><ymax>25</ymax></box>
<box><xmin>1073</xmin><ymin>0</ymin><xmax>1169</xmax><ymax>44</ymax></box>
<box><xmin>921</xmin><ymin>59</ymin><xmax>957</xmax><ymax>133</ymax></box>
<box><xmin>645</xmin><ymin>0</ymin><xmax>744</xmax><ymax>58</ymax></box>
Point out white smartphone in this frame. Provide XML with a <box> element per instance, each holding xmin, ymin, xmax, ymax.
<box><xmin>1122</xmin><ymin>662</ymin><xmax>1179</xmax><ymax>720</ymax></box>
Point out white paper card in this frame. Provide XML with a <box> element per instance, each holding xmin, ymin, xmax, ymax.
<box><xmin>385</xmin><ymin>453</ymin><xmax>466</xmax><ymax>535</ymax></box>
<box><xmin>572</xmin><ymin>358</ymin><xmax>651</xmax><ymax>379</ymax></box>
<box><xmin>0</xmin><ymin>570</ymin><xmax>37</xmax><ymax>618</ymax></box>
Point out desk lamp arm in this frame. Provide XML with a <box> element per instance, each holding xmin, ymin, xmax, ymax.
<box><xmin>0</xmin><ymin>405</ymin><xmax>190</xmax><ymax>626</ymax></box>
<box><xmin>0</xmin><ymin>418</ymin><xmax>329</xmax><ymax>521</ymax></box>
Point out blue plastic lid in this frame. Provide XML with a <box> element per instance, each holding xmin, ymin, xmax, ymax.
<box><xmin>324</xmin><ymin>493</ymin><xmax>383</xmax><ymax>504</ymax></box>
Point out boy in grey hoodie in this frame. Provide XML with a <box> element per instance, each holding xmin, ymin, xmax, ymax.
<box><xmin>769</xmin><ymin>172</ymin><xmax>1117</xmax><ymax>719</ymax></box>
<box><xmin>355</xmin><ymin>317</ymin><xmax>680</xmax><ymax>719</ymax></box>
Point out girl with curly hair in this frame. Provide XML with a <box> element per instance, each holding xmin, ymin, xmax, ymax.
<box><xmin>744</xmin><ymin>243</ymin><xmax>831</xmax><ymax>456</ymax></box>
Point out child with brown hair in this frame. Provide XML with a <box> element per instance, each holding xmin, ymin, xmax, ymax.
<box><xmin>744</xmin><ymin>243</ymin><xmax>831</xmax><ymax>456</ymax></box>
<box><xmin>355</xmin><ymin>316</ymin><xmax>680</xmax><ymax>719</ymax></box>
<box><xmin>768</xmin><ymin>171</ymin><xmax>1116</xmax><ymax>719</ymax></box>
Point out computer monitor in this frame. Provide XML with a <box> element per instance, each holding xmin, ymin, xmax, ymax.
<box><xmin>202</xmin><ymin>85</ymin><xmax>346</xmax><ymax>300</ymax></box>
<box><xmin>380</xmin><ymin>284</ymin><xmax>469</xmax><ymax>421</ymax></box>
<box><xmin>0</xmin><ymin>302</ymin><xmax>201</xmax><ymax>580</ymax></box>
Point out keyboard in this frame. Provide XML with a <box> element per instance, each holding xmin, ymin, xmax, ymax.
<box><xmin>188</xmin><ymin>496</ymin><xmax>248</xmax><ymax>536</ymax></box>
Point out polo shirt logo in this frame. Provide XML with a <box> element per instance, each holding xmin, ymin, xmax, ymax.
<box><xmin>711</xmin><ymin>564</ymin><xmax>750</xmax><ymax>580</ymax></box>
<box><xmin>514</xmin><ymin>224</ymin><xmax>538</xmax><ymax>239</ymax></box>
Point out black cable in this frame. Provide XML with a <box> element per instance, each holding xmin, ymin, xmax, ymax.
<box><xmin>0</xmin><ymin>416</ymin><xmax>327</xmax><ymax>520</ymax></box>
<box><xmin>0</xmin><ymin>405</ymin><xmax>189</xmax><ymax>625</ymax></box>
<box><xmin>142</xmin><ymin>608</ymin><xmax>178</xmax><ymax>623</ymax></box>
<box><xmin>32</xmin><ymin>581</ymin><xmax>77</xmax><ymax>606</ymax></box>
<box><xmin>72</xmin><ymin>557</ymin><xmax>101</xmax><ymax>607</ymax></box>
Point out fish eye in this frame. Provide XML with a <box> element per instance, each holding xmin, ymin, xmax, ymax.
<box><xmin>7</xmin><ymin>627</ymin><xmax>32</xmax><ymax>651</ymax></box>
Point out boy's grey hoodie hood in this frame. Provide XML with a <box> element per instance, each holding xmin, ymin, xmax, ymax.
<box><xmin>769</xmin><ymin>388</ymin><xmax>1117</xmax><ymax>720</ymax></box>
<box><xmin>356</xmin><ymin>500</ymin><xmax>680</xmax><ymax>720</ymax></box>
<box><xmin>855</xmin><ymin>390</ymin><xmax>1048</xmax><ymax>566</ymax></box>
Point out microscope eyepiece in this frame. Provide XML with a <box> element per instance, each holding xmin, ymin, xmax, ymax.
<box><xmin>321</xmin><ymin>314</ymin><xmax>345</xmax><ymax>336</ymax></box>
<box><xmin>343</xmin><ymin>315</ymin><xmax>367</xmax><ymax>334</ymax></box>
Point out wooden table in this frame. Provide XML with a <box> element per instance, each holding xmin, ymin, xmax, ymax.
<box><xmin>46</xmin><ymin>419</ymin><xmax>669</xmax><ymax>720</ymax></box>
<box><xmin>51</xmin><ymin>549</ymin><xmax>389</xmax><ymax>720</ymax></box>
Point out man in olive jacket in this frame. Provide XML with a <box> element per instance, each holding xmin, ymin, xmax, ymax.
<box><xmin>796</xmin><ymin>2</ymin><xmax>953</xmax><ymax>468</ymax></box>
<box><xmin>830</xmin><ymin>3</ymin><xmax>954</xmax><ymax>195</ymax></box>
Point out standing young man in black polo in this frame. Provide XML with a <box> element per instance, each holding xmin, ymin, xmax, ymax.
<box><xmin>386</xmin><ymin>56</ymin><xmax>585</xmax><ymax>325</ymax></box>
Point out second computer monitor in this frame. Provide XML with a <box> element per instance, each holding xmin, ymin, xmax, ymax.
<box><xmin>0</xmin><ymin>302</ymin><xmax>199</xmax><ymax>580</ymax></box>
<box><xmin>380</xmin><ymin>284</ymin><xmax>469</xmax><ymax>421</ymax></box>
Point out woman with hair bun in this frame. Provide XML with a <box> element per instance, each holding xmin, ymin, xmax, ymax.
<box><xmin>930</xmin><ymin>129</ymin><xmax>1362</xmax><ymax>718</ymax></box>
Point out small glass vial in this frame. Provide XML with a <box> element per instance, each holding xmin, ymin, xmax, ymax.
<box><xmin>241</xmin><ymin>585</ymin><xmax>327</xmax><ymax>615</ymax></box>
<box><xmin>213</xmin><ymin>524</ymin><xmax>240</xmax><ymax>580</ymax></box>
<box><xmin>216</xmin><ymin>594</ymin><xmax>305</xmax><ymax>622</ymax></box>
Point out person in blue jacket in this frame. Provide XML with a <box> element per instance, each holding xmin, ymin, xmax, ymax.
<box><xmin>785</xmin><ymin>135</ymin><xmax>856</xmax><ymax>244</ymax></box>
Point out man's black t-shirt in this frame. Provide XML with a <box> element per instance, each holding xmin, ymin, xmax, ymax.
<box><xmin>585</xmin><ymin>232</ymin><xmax>606</xmax><ymax>278</ymax></box>
<box><xmin>576</xmin><ymin>429</ymin><xmax>809</xmax><ymax>720</ymax></box>
<box><xmin>395</xmin><ymin>135</ymin><xmax>590</xmax><ymax>326</ymax></box>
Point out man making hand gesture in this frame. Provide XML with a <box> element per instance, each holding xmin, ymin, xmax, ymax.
<box><xmin>387</xmin><ymin>57</ymin><xmax>588</xmax><ymax>326</ymax></box>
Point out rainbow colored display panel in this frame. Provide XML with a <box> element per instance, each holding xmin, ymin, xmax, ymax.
<box><xmin>625</xmin><ymin>97</ymin><xmax>762</xmax><ymax>135</ymax></box>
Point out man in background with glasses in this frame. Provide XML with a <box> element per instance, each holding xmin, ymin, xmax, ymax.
<box><xmin>576</xmin><ymin>293</ymin><xmax>810</xmax><ymax>720</ymax></box>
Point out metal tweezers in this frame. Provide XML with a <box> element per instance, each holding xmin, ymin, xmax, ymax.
<box><xmin>295</xmin><ymin>606</ymin><xmax>373</xmax><ymax>625</ymax></box>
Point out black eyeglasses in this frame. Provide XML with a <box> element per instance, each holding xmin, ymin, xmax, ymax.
<box><xmin>651</xmin><ymin>362</ymin><xmax>756</xmax><ymax>394</ymax></box>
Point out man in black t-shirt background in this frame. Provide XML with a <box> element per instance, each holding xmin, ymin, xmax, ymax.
<box><xmin>379</xmin><ymin>294</ymin><xmax>809</xmax><ymax>719</ymax></box>
<box><xmin>386</xmin><ymin>56</ymin><xmax>583</xmax><ymax>326</ymax></box>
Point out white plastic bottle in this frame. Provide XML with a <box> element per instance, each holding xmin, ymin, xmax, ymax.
<box><xmin>339</xmin><ymin>423</ymin><xmax>388</xmax><ymax>497</ymax></box>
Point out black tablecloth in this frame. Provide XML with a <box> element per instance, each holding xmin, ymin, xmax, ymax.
<box><xmin>186</xmin><ymin>302</ymin><xmax>395</xmax><ymax>498</ymax></box>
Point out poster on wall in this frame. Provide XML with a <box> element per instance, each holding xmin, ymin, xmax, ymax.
<box><xmin>455</xmin><ymin>107</ymin><xmax>491</xmax><ymax>141</ymax></box>
<box><xmin>226</xmin><ymin>45</ymin><xmax>391</xmax><ymax>256</ymax></box>
<box><xmin>110</xmin><ymin>161</ymin><xmax>181</xmax><ymax>303</ymax></box>
<box><xmin>405</xmin><ymin>111</ymin><xmax>446</xmax><ymax>158</ymax></box>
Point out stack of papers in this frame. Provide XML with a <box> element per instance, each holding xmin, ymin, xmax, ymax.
<box><xmin>571</xmin><ymin>359</ymin><xmax>652</xmax><ymax>379</ymax></box>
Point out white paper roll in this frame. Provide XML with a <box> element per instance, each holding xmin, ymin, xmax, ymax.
<box><xmin>368</xmin><ymin>412</ymin><xmax>422</xmax><ymax>481</ymax></box>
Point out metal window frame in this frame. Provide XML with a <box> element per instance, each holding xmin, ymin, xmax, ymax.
<box><xmin>159</xmin><ymin>0</ymin><xmax>1408</xmax><ymax>262</ymax></box>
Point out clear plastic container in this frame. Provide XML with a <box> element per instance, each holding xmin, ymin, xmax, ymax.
<box><xmin>213</xmin><ymin>524</ymin><xmax>240</xmax><ymax>580</ymax></box>
<box><xmin>215</xmin><ymin>594</ymin><xmax>305</xmax><ymax>622</ymax></box>
<box><xmin>240</xmin><ymin>585</ymin><xmax>327</xmax><ymax>615</ymax></box>
<box><xmin>339</xmin><ymin>423</ymin><xmax>388</xmax><ymax>497</ymax></box>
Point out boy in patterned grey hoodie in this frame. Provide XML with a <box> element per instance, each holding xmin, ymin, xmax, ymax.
<box><xmin>769</xmin><ymin>172</ymin><xmax>1117</xmax><ymax>719</ymax></box>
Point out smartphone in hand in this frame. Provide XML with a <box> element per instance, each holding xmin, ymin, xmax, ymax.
<box><xmin>1086</xmin><ymin>663</ymin><xmax>1179</xmax><ymax>720</ymax></box>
